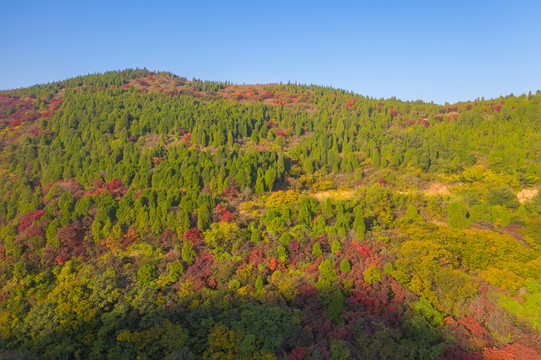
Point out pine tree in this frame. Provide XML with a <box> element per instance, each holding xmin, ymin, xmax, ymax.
<box><xmin>340</xmin><ymin>259</ymin><xmax>351</xmax><ymax>273</ymax></box>
<box><xmin>251</xmin><ymin>229</ymin><xmax>260</xmax><ymax>243</ymax></box>
<box><xmin>181</xmin><ymin>241</ymin><xmax>195</xmax><ymax>265</ymax></box>
<box><xmin>312</xmin><ymin>242</ymin><xmax>323</xmax><ymax>257</ymax></box>
<box><xmin>331</xmin><ymin>239</ymin><xmax>341</xmax><ymax>253</ymax></box>
<box><xmin>264</xmin><ymin>168</ymin><xmax>275</xmax><ymax>191</ymax></box>
<box><xmin>227</xmin><ymin>130</ymin><xmax>234</xmax><ymax>147</ymax></box>
<box><xmin>448</xmin><ymin>202</ymin><xmax>470</xmax><ymax>229</ymax></box>
<box><xmin>255</xmin><ymin>177</ymin><xmax>265</xmax><ymax>195</ymax></box>
<box><xmin>371</xmin><ymin>148</ymin><xmax>381</xmax><ymax>168</ymax></box>
<box><xmin>197</xmin><ymin>204</ymin><xmax>210</xmax><ymax>231</ymax></box>
<box><xmin>327</xmin><ymin>290</ymin><xmax>344</xmax><ymax>324</ymax></box>
<box><xmin>323</xmin><ymin>198</ymin><xmax>334</xmax><ymax>218</ymax></box>
<box><xmin>353</xmin><ymin>206</ymin><xmax>366</xmax><ymax>239</ymax></box>
<box><xmin>298</xmin><ymin>198</ymin><xmax>313</xmax><ymax>227</ymax></box>
<box><xmin>303</xmin><ymin>158</ymin><xmax>314</xmax><ymax>174</ymax></box>
<box><xmin>169</xmin><ymin>260</ymin><xmax>184</xmax><ymax>282</ymax></box>
<box><xmin>277</xmin><ymin>153</ymin><xmax>286</xmax><ymax>178</ymax></box>
<box><xmin>404</xmin><ymin>204</ymin><xmax>423</xmax><ymax>224</ymax></box>
<box><xmin>255</xmin><ymin>275</ymin><xmax>264</xmax><ymax>291</ymax></box>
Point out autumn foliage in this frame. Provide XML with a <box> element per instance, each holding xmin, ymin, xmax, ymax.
<box><xmin>0</xmin><ymin>70</ymin><xmax>540</xmax><ymax>359</ymax></box>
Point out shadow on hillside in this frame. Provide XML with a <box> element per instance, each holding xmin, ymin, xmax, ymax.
<box><xmin>1</xmin><ymin>280</ymin><xmax>456</xmax><ymax>360</ymax></box>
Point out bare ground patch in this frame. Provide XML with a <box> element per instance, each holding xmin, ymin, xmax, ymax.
<box><xmin>517</xmin><ymin>188</ymin><xmax>538</xmax><ymax>203</ymax></box>
<box><xmin>431</xmin><ymin>220</ymin><xmax>448</xmax><ymax>227</ymax></box>
<box><xmin>312</xmin><ymin>189</ymin><xmax>356</xmax><ymax>201</ymax></box>
<box><xmin>423</xmin><ymin>182</ymin><xmax>451</xmax><ymax>196</ymax></box>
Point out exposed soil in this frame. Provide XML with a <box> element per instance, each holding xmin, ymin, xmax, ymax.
<box><xmin>312</xmin><ymin>189</ymin><xmax>356</xmax><ymax>201</ymax></box>
<box><xmin>423</xmin><ymin>182</ymin><xmax>451</xmax><ymax>196</ymax></box>
<box><xmin>517</xmin><ymin>188</ymin><xmax>538</xmax><ymax>203</ymax></box>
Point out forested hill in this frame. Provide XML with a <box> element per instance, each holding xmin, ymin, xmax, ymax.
<box><xmin>1</xmin><ymin>69</ymin><xmax>541</xmax><ymax>359</ymax></box>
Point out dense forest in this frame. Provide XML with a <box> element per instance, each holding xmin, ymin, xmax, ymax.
<box><xmin>0</xmin><ymin>69</ymin><xmax>540</xmax><ymax>359</ymax></box>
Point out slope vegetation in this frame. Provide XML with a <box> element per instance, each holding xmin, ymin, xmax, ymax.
<box><xmin>1</xmin><ymin>69</ymin><xmax>541</xmax><ymax>359</ymax></box>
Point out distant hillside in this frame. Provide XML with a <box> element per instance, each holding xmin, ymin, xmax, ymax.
<box><xmin>1</xmin><ymin>69</ymin><xmax>540</xmax><ymax>359</ymax></box>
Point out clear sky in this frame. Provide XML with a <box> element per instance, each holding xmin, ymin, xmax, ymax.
<box><xmin>1</xmin><ymin>1</ymin><xmax>540</xmax><ymax>104</ymax></box>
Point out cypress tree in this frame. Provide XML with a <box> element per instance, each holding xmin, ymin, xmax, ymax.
<box><xmin>340</xmin><ymin>259</ymin><xmax>351</xmax><ymax>273</ymax></box>
<box><xmin>312</xmin><ymin>242</ymin><xmax>323</xmax><ymax>257</ymax></box>
<box><xmin>197</xmin><ymin>203</ymin><xmax>210</xmax><ymax>231</ymax></box>
<box><xmin>353</xmin><ymin>206</ymin><xmax>366</xmax><ymax>239</ymax></box>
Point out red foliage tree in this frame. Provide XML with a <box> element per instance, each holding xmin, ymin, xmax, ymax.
<box><xmin>444</xmin><ymin>346</ymin><xmax>482</xmax><ymax>360</ymax></box>
<box><xmin>266</xmin><ymin>121</ymin><xmax>277</xmax><ymax>128</ymax></box>
<box><xmin>106</xmin><ymin>178</ymin><xmax>123</xmax><ymax>192</ymax></box>
<box><xmin>445</xmin><ymin>315</ymin><xmax>494</xmax><ymax>352</ymax></box>
<box><xmin>213</xmin><ymin>204</ymin><xmax>235</xmax><ymax>222</ymax></box>
<box><xmin>222</xmin><ymin>186</ymin><xmax>238</xmax><ymax>199</ymax></box>
<box><xmin>219</xmin><ymin>210</ymin><xmax>235</xmax><ymax>222</ymax></box>
<box><xmin>295</xmin><ymin>285</ymin><xmax>322</xmax><ymax>311</ymax></box>
<box><xmin>184</xmin><ymin>251</ymin><xmax>215</xmax><ymax>290</ymax></box>
<box><xmin>258</xmin><ymin>90</ymin><xmax>273</xmax><ymax>100</ymax></box>
<box><xmin>18</xmin><ymin>210</ymin><xmax>46</xmax><ymax>232</ymax></box>
<box><xmin>56</xmin><ymin>220</ymin><xmax>92</xmax><ymax>260</ymax></box>
<box><xmin>249</xmin><ymin>249</ymin><xmax>265</xmax><ymax>266</ymax></box>
<box><xmin>389</xmin><ymin>279</ymin><xmax>407</xmax><ymax>304</ymax></box>
<box><xmin>288</xmin><ymin>238</ymin><xmax>300</xmax><ymax>257</ymax></box>
<box><xmin>348</xmin><ymin>288</ymin><xmax>384</xmax><ymax>316</ymax></box>
<box><xmin>25</xmin><ymin>223</ymin><xmax>45</xmax><ymax>239</ymax></box>
<box><xmin>182</xmin><ymin>133</ymin><xmax>192</xmax><ymax>146</ymax></box>
<box><xmin>483</xmin><ymin>344</ymin><xmax>541</xmax><ymax>360</ymax></box>
<box><xmin>43</xmin><ymin>179</ymin><xmax>84</xmax><ymax>197</ymax></box>
<box><xmin>152</xmin><ymin>157</ymin><xmax>163</xmax><ymax>166</ymax></box>
<box><xmin>29</xmin><ymin>126</ymin><xmax>40</xmax><ymax>137</ymax></box>
<box><xmin>418</xmin><ymin>119</ymin><xmax>430</xmax><ymax>127</ymax></box>
<box><xmin>182</xmin><ymin>228</ymin><xmax>202</xmax><ymax>243</ymax></box>
<box><xmin>268</xmin><ymin>257</ymin><xmax>278</xmax><ymax>271</ymax></box>
<box><xmin>288</xmin><ymin>347</ymin><xmax>306</xmax><ymax>360</ymax></box>
<box><xmin>39</xmin><ymin>244</ymin><xmax>56</xmax><ymax>267</ymax></box>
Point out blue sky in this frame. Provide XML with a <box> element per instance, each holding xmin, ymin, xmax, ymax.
<box><xmin>1</xmin><ymin>1</ymin><xmax>540</xmax><ymax>104</ymax></box>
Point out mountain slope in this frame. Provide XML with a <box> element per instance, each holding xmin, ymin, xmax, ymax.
<box><xmin>1</xmin><ymin>70</ymin><xmax>540</xmax><ymax>359</ymax></box>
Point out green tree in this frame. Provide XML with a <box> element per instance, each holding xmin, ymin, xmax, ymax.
<box><xmin>181</xmin><ymin>241</ymin><xmax>195</xmax><ymax>265</ymax></box>
<box><xmin>168</xmin><ymin>260</ymin><xmax>184</xmax><ymax>282</ymax></box>
<box><xmin>137</xmin><ymin>263</ymin><xmax>157</xmax><ymax>287</ymax></box>
<box><xmin>312</xmin><ymin>242</ymin><xmax>323</xmax><ymax>257</ymax></box>
<box><xmin>340</xmin><ymin>258</ymin><xmax>351</xmax><ymax>273</ymax></box>
<box><xmin>402</xmin><ymin>204</ymin><xmax>424</xmax><ymax>225</ymax></box>
<box><xmin>331</xmin><ymin>239</ymin><xmax>341</xmax><ymax>253</ymax></box>
<box><xmin>447</xmin><ymin>201</ymin><xmax>470</xmax><ymax>229</ymax></box>
<box><xmin>486</xmin><ymin>187</ymin><xmax>520</xmax><ymax>209</ymax></box>
<box><xmin>327</xmin><ymin>290</ymin><xmax>344</xmax><ymax>324</ymax></box>
<box><xmin>197</xmin><ymin>203</ymin><xmax>211</xmax><ymax>231</ymax></box>
<box><xmin>255</xmin><ymin>275</ymin><xmax>264</xmax><ymax>291</ymax></box>
<box><xmin>353</xmin><ymin>206</ymin><xmax>366</xmax><ymax>239</ymax></box>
